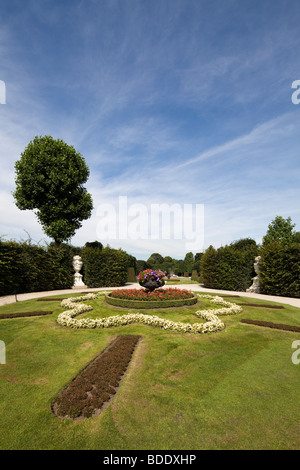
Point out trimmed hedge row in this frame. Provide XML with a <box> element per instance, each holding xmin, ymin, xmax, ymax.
<box><xmin>200</xmin><ymin>239</ymin><xmax>258</xmax><ymax>291</ymax></box>
<box><xmin>80</xmin><ymin>246</ymin><xmax>129</xmax><ymax>288</ymax></box>
<box><xmin>200</xmin><ymin>236</ymin><xmax>300</xmax><ymax>298</ymax></box>
<box><xmin>0</xmin><ymin>240</ymin><xmax>75</xmax><ymax>296</ymax></box>
<box><xmin>259</xmin><ymin>240</ymin><xmax>300</xmax><ymax>298</ymax></box>
<box><xmin>0</xmin><ymin>239</ymin><xmax>133</xmax><ymax>296</ymax></box>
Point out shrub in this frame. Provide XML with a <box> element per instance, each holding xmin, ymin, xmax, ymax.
<box><xmin>0</xmin><ymin>239</ymin><xmax>74</xmax><ymax>296</ymax></box>
<box><xmin>200</xmin><ymin>245</ymin><xmax>220</xmax><ymax>289</ymax></box>
<box><xmin>136</xmin><ymin>260</ymin><xmax>149</xmax><ymax>273</ymax></box>
<box><xmin>81</xmin><ymin>246</ymin><xmax>128</xmax><ymax>288</ymax></box>
<box><xmin>126</xmin><ymin>254</ymin><xmax>137</xmax><ymax>273</ymax></box>
<box><xmin>0</xmin><ymin>237</ymin><xmax>133</xmax><ymax>295</ymax></box>
<box><xmin>127</xmin><ymin>267</ymin><xmax>136</xmax><ymax>282</ymax></box>
<box><xmin>259</xmin><ymin>240</ymin><xmax>300</xmax><ymax>297</ymax></box>
<box><xmin>201</xmin><ymin>240</ymin><xmax>258</xmax><ymax>291</ymax></box>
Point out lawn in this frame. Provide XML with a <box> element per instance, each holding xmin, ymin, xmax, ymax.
<box><xmin>0</xmin><ymin>290</ymin><xmax>299</xmax><ymax>450</ymax></box>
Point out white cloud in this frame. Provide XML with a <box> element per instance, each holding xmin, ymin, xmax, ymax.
<box><xmin>1</xmin><ymin>1</ymin><xmax>300</xmax><ymax>261</ymax></box>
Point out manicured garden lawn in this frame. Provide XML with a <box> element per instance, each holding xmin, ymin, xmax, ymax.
<box><xmin>0</xmin><ymin>291</ymin><xmax>299</xmax><ymax>450</ymax></box>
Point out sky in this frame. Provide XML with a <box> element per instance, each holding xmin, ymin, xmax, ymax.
<box><xmin>1</xmin><ymin>0</ymin><xmax>300</xmax><ymax>260</ymax></box>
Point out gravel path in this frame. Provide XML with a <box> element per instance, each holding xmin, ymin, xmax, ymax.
<box><xmin>1</xmin><ymin>283</ymin><xmax>300</xmax><ymax>308</ymax></box>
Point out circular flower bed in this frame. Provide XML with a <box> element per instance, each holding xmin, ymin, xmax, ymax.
<box><xmin>57</xmin><ymin>292</ymin><xmax>243</xmax><ymax>334</ymax></box>
<box><xmin>105</xmin><ymin>288</ymin><xmax>198</xmax><ymax>309</ymax></box>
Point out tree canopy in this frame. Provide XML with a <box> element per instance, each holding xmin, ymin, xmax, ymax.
<box><xmin>262</xmin><ymin>215</ymin><xmax>296</xmax><ymax>246</ymax></box>
<box><xmin>146</xmin><ymin>253</ymin><xmax>164</xmax><ymax>269</ymax></box>
<box><xmin>13</xmin><ymin>135</ymin><xmax>93</xmax><ymax>245</ymax></box>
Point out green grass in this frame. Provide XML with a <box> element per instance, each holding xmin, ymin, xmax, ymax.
<box><xmin>0</xmin><ymin>291</ymin><xmax>299</xmax><ymax>450</ymax></box>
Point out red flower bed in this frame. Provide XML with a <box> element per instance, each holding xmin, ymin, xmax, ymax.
<box><xmin>110</xmin><ymin>287</ymin><xmax>194</xmax><ymax>301</ymax></box>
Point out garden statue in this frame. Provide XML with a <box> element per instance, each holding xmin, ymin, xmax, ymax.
<box><xmin>246</xmin><ymin>255</ymin><xmax>261</xmax><ymax>293</ymax></box>
<box><xmin>72</xmin><ymin>255</ymin><xmax>87</xmax><ymax>289</ymax></box>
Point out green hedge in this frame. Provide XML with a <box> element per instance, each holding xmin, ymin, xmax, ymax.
<box><xmin>191</xmin><ymin>270</ymin><xmax>200</xmax><ymax>282</ymax></box>
<box><xmin>200</xmin><ymin>239</ymin><xmax>258</xmax><ymax>291</ymax></box>
<box><xmin>127</xmin><ymin>267</ymin><xmax>137</xmax><ymax>282</ymax></box>
<box><xmin>81</xmin><ymin>246</ymin><xmax>129</xmax><ymax>288</ymax></box>
<box><xmin>0</xmin><ymin>240</ymin><xmax>75</xmax><ymax>296</ymax></box>
<box><xmin>259</xmin><ymin>241</ymin><xmax>300</xmax><ymax>297</ymax></box>
<box><xmin>0</xmin><ymin>239</ymin><xmax>132</xmax><ymax>296</ymax></box>
<box><xmin>105</xmin><ymin>293</ymin><xmax>198</xmax><ymax>309</ymax></box>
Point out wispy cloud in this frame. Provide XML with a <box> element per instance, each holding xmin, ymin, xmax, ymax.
<box><xmin>1</xmin><ymin>0</ymin><xmax>300</xmax><ymax>258</ymax></box>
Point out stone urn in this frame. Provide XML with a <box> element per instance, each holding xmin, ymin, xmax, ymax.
<box><xmin>139</xmin><ymin>279</ymin><xmax>165</xmax><ymax>292</ymax></box>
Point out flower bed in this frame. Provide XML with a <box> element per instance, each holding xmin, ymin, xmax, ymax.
<box><xmin>52</xmin><ymin>335</ymin><xmax>141</xmax><ymax>419</ymax></box>
<box><xmin>105</xmin><ymin>288</ymin><xmax>198</xmax><ymax>309</ymax></box>
<box><xmin>57</xmin><ymin>292</ymin><xmax>242</xmax><ymax>334</ymax></box>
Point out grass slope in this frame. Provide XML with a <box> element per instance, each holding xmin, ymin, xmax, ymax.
<box><xmin>0</xmin><ymin>292</ymin><xmax>299</xmax><ymax>450</ymax></box>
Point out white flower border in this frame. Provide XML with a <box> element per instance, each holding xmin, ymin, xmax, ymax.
<box><xmin>57</xmin><ymin>292</ymin><xmax>242</xmax><ymax>334</ymax></box>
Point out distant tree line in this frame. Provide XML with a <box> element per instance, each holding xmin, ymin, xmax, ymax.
<box><xmin>136</xmin><ymin>251</ymin><xmax>202</xmax><ymax>277</ymax></box>
<box><xmin>1</xmin><ymin>216</ymin><xmax>299</xmax><ymax>298</ymax></box>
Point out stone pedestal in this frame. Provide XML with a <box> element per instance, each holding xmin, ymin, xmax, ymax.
<box><xmin>72</xmin><ymin>255</ymin><xmax>87</xmax><ymax>289</ymax></box>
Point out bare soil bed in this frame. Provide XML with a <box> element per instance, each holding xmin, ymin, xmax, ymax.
<box><xmin>0</xmin><ymin>311</ymin><xmax>53</xmax><ymax>319</ymax></box>
<box><xmin>241</xmin><ymin>318</ymin><xmax>300</xmax><ymax>333</ymax></box>
<box><xmin>52</xmin><ymin>335</ymin><xmax>141</xmax><ymax>419</ymax></box>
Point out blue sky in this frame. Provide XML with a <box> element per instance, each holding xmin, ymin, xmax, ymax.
<box><xmin>1</xmin><ymin>0</ymin><xmax>300</xmax><ymax>260</ymax></box>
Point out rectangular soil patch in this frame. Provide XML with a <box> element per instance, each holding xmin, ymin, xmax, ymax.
<box><xmin>238</xmin><ymin>303</ymin><xmax>284</xmax><ymax>309</ymax></box>
<box><xmin>52</xmin><ymin>335</ymin><xmax>141</xmax><ymax>419</ymax></box>
<box><xmin>0</xmin><ymin>311</ymin><xmax>53</xmax><ymax>319</ymax></box>
<box><xmin>241</xmin><ymin>319</ymin><xmax>300</xmax><ymax>333</ymax></box>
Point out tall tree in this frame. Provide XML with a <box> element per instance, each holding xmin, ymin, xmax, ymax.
<box><xmin>163</xmin><ymin>256</ymin><xmax>175</xmax><ymax>274</ymax></box>
<box><xmin>13</xmin><ymin>135</ymin><xmax>93</xmax><ymax>246</ymax></box>
<box><xmin>184</xmin><ymin>252</ymin><xmax>194</xmax><ymax>275</ymax></box>
<box><xmin>146</xmin><ymin>253</ymin><xmax>164</xmax><ymax>269</ymax></box>
<box><xmin>263</xmin><ymin>216</ymin><xmax>296</xmax><ymax>246</ymax></box>
<box><xmin>193</xmin><ymin>252</ymin><xmax>203</xmax><ymax>272</ymax></box>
